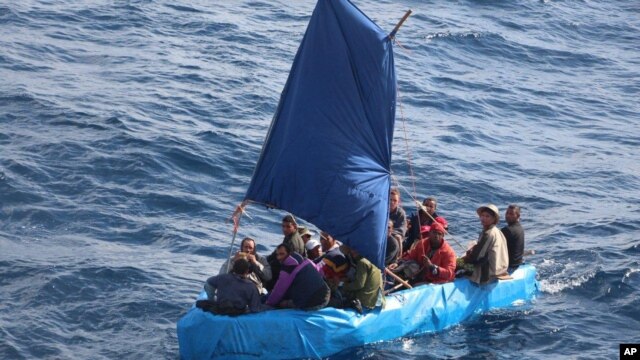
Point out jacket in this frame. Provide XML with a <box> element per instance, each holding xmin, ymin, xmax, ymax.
<box><xmin>401</xmin><ymin>237</ymin><xmax>456</xmax><ymax>284</ymax></box>
<box><xmin>467</xmin><ymin>225</ymin><xmax>509</xmax><ymax>285</ymax></box>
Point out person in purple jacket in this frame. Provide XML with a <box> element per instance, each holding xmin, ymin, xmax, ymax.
<box><xmin>265</xmin><ymin>243</ymin><xmax>330</xmax><ymax>311</ymax></box>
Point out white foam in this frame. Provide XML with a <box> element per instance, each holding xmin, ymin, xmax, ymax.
<box><xmin>539</xmin><ymin>263</ymin><xmax>597</xmax><ymax>295</ymax></box>
<box><xmin>622</xmin><ymin>268</ymin><xmax>640</xmax><ymax>285</ymax></box>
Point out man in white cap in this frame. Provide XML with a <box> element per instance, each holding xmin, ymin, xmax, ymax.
<box><xmin>305</xmin><ymin>239</ymin><xmax>322</xmax><ymax>262</ymax></box>
<box><xmin>463</xmin><ymin>204</ymin><xmax>509</xmax><ymax>285</ymax></box>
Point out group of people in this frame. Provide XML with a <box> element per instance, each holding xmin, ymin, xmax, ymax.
<box><xmin>198</xmin><ymin>191</ymin><xmax>525</xmax><ymax>316</ymax></box>
<box><xmin>198</xmin><ymin>215</ymin><xmax>385</xmax><ymax>316</ymax></box>
<box><xmin>387</xmin><ymin>190</ymin><xmax>525</xmax><ymax>288</ymax></box>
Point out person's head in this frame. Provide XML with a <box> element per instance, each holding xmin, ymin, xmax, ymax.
<box><xmin>276</xmin><ymin>243</ymin><xmax>292</xmax><ymax>262</ymax></box>
<box><xmin>240</xmin><ymin>237</ymin><xmax>256</xmax><ymax>255</ymax></box>
<box><xmin>390</xmin><ymin>188</ymin><xmax>400</xmax><ymax>212</ymax></box>
<box><xmin>340</xmin><ymin>244</ymin><xmax>360</xmax><ymax>259</ymax></box>
<box><xmin>477</xmin><ymin>204</ymin><xmax>500</xmax><ymax>228</ymax></box>
<box><xmin>232</xmin><ymin>258</ymin><xmax>251</xmax><ymax>276</ymax></box>
<box><xmin>305</xmin><ymin>239</ymin><xmax>322</xmax><ymax>260</ymax></box>
<box><xmin>505</xmin><ymin>204</ymin><xmax>521</xmax><ymax>225</ymax></box>
<box><xmin>281</xmin><ymin>215</ymin><xmax>297</xmax><ymax>236</ymax></box>
<box><xmin>428</xmin><ymin>222</ymin><xmax>446</xmax><ymax>248</ymax></box>
<box><xmin>319</xmin><ymin>231</ymin><xmax>336</xmax><ymax>252</ymax></box>
<box><xmin>298</xmin><ymin>226</ymin><xmax>314</xmax><ymax>243</ymax></box>
<box><xmin>387</xmin><ymin>220</ymin><xmax>394</xmax><ymax>236</ymax></box>
<box><xmin>423</xmin><ymin>197</ymin><xmax>437</xmax><ymax>215</ymax></box>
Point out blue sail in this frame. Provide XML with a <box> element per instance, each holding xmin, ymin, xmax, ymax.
<box><xmin>245</xmin><ymin>0</ymin><xmax>396</xmax><ymax>269</ymax></box>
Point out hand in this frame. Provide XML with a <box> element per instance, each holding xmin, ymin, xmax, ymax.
<box><xmin>388</xmin><ymin>263</ymin><xmax>398</xmax><ymax>270</ymax></box>
<box><xmin>423</xmin><ymin>256</ymin><xmax>433</xmax><ymax>268</ymax></box>
<box><xmin>245</xmin><ymin>253</ymin><xmax>257</xmax><ymax>264</ymax></box>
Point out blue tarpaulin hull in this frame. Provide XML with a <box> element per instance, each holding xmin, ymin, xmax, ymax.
<box><xmin>177</xmin><ymin>264</ymin><xmax>538</xmax><ymax>359</ymax></box>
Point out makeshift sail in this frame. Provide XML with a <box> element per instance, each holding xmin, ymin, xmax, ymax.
<box><xmin>245</xmin><ymin>0</ymin><xmax>396</xmax><ymax>268</ymax></box>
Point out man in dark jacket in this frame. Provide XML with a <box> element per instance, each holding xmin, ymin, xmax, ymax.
<box><xmin>200</xmin><ymin>258</ymin><xmax>269</xmax><ymax>315</ymax></box>
<box><xmin>501</xmin><ymin>204</ymin><xmax>525</xmax><ymax>270</ymax></box>
<box><xmin>404</xmin><ymin>197</ymin><xmax>440</xmax><ymax>252</ymax></box>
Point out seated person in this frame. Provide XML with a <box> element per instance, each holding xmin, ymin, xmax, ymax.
<box><xmin>266</xmin><ymin>244</ymin><xmax>330</xmax><ymax>311</ymax></box>
<box><xmin>463</xmin><ymin>204</ymin><xmax>509</xmax><ymax>285</ymax></box>
<box><xmin>298</xmin><ymin>226</ymin><xmax>315</xmax><ymax>244</ymax></box>
<box><xmin>385</xmin><ymin>220</ymin><xmax>401</xmax><ymax>266</ymax></box>
<box><xmin>266</xmin><ymin>214</ymin><xmax>306</xmax><ymax>291</ymax></box>
<box><xmin>501</xmin><ymin>204</ymin><xmax>525</xmax><ymax>270</ymax></box>
<box><xmin>404</xmin><ymin>197</ymin><xmax>440</xmax><ymax>251</ymax></box>
<box><xmin>200</xmin><ymin>258</ymin><xmax>269</xmax><ymax>315</ymax></box>
<box><xmin>316</xmin><ymin>231</ymin><xmax>350</xmax><ymax>288</ymax></box>
<box><xmin>219</xmin><ymin>237</ymin><xmax>271</xmax><ymax>295</ymax></box>
<box><xmin>281</xmin><ymin>214</ymin><xmax>306</xmax><ymax>256</ymax></box>
<box><xmin>389</xmin><ymin>188</ymin><xmax>407</xmax><ymax>237</ymax></box>
<box><xmin>305</xmin><ymin>239</ymin><xmax>323</xmax><ymax>262</ymax></box>
<box><xmin>390</xmin><ymin>222</ymin><xmax>456</xmax><ymax>284</ymax></box>
<box><xmin>340</xmin><ymin>244</ymin><xmax>386</xmax><ymax>313</ymax></box>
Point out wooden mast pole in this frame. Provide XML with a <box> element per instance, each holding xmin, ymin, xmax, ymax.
<box><xmin>388</xmin><ymin>10</ymin><xmax>412</xmax><ymax>40</ymax></box>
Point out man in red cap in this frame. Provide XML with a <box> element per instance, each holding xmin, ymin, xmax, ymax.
<box><xmin>389</xmin><ymin>222</ymin><xmax>456</xmax><ymax>284</ymax></box>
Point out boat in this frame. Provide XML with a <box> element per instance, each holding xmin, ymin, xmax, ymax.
<box><xmin>177</xmin><ymin>0</ymin><xmax>538</xmax><ymax>358</ymax></box>
<box><xmin>178</xmin><ymin>265</ymin><xmax>537</xmax><ymax>359</ymax></box>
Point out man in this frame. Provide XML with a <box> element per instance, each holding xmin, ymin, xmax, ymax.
<box><xmin>385</xmin><ymin>220</ymin><xmax>401</xmax><ymax>266</ymax></box>
<box><xmin>281</xmin><ymin>214</ymin><xmax>306</xmax><ymax>256</ymax></box>
<box><xmin>305</xmin><ymin>239</ymin><xmax>323</xmax><ymax>262</ymax></box>
<box><xmin>390</xmin><ymin>222</ymin><xmax>456</xmax><ymax>284</ymax></box>
<box><xmin>199</xmin><ymin>258</ymin><xmax>269</xmax><ymax>315</ymax></box>
<box><xmin>317</xmin><ymin>231</ymin><xmax>349</xmax><ymax>287</ymax></box>
<box><xmin>266</xmin><ymin>244</ymin><xmax>330</xmax><ymax>310</ymax></box>
<box><xmin>219</xmin><ymin>237</ymin><xmax>271</xmax><ymax>295</ymax></box>
<box><xmin>404</xmin><ymin>197</ymin><xmax>440</xmax><ymax>252</ymax></box>
<box><xmin>340</xmin><ymin>244</ymin><xmax>385</xmax><ymax>313</ymax></box>
<box><xmin>389</xmin><ymin>188</ymin><xmax>407</xmax><ymax>238</ymax></box>
<box><xmin>266</xmin><ymin>214</ymin><xmax>306</xmax><ymax>291</ymax></box>
<box><xmin>298</xmin><ymin>226</ymin><xmax>315</xmax><ymax>244</ymax></box>
<box><xmin>464</xmin><ymin>204</ymin><xmax>509</xmax><ymax>285</ymax></box>
<box><xmin>501</xmin><ymin>204</ymin><xmax>525</xmax><ymax>269</ymax></box>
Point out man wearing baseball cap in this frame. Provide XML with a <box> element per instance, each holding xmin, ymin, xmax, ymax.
<box><xmin>389</xmin><ymin>221</ymin><xmax>456</xmax><ymax>284</ymax></box>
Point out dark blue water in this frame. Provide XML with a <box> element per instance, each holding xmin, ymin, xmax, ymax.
<box><xmin>1</xmin><ymin>0</ymin><xmax>639</xmax><ymax>359</ymax></box>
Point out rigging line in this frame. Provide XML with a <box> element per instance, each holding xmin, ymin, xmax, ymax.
<box><xmin>393</xmin><ymin>181</ymin><xmax>467</xmax><ymax>254</ymax></box>
<box><xmin>396</xmin><ymin>86</ymin><xmax>418</xmax><ymax>203</ymax></box>
<box><xmin>393</xmin><ymin>69</ymin><xmax>466</xmax><ymax>254</ymax></box>
<box><xmin>418</xmin><ymin>200</ymin><xmax>466</xmax><ymax>253</ymax></box>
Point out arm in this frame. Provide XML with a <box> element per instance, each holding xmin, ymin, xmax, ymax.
<box><xmin>266</xmin><ymin>267</ymin><xmax>294</xmax><ymax>306</ymax></box>
<box><xmin>206</xmin><ymin>274</ymin><xmax>220</xmax><ymax>290</ymax></box>
<box><xmin>248</xmin><ymin>286</ymin><xmax>270</xmax><ymax>313</ymax></box>
<box><xmin>397</xmin><ymin>209</ymin><xmax>407</xmax><ymax>237</ymax></box>
<box><xmin>465</xmin><ymin>232</ymin><xmax>489</xmax><ymax>265</ymax></box>
<box><xmin>433</xmin><ymin>247</ymin><xmax>457</xmax><ymax>282</ymax></box>
<box><xmin>401</xmin><ymin>240</ymin><xmax>424</xmax><ymax>263</ymax></box>
<box><xmin>385</xmin><ymin>235</ymin><xmax>399</xmax><ymax>265</ymax></box>
<box><xmin>342</xmin><ymin>260</ymin><xmax>367</xmax><ymax>292</ymax></box>
<box><xmin>252</xmin><ymin>255</ymin><xmax>272</xmax><ymax>282</ymax></box>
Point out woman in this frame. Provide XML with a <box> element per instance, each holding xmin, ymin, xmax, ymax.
<box><xmin>464</xmin><ymin>204</ymin><xmax>509</xmax><ymax>285</ymax></box>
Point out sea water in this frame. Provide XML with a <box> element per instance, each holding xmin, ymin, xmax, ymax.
<box><xmin>1</xmin><ymin>0</ymin><xmax>639</xmax><ymax>358</ymax></box>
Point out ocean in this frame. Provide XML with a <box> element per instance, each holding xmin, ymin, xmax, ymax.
<box><xmin>1</xmin><ymin>0</ymin><xmax>639</xmax><ymax>359</ymax></box>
